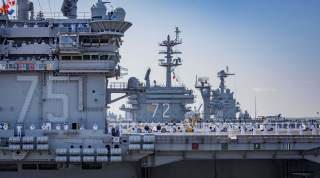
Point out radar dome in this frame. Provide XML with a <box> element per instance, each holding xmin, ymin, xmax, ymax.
<box><xmin>111</xmin><ymin>7</ymin><xmax>126</xmax><ymax>21</ymax></box>
<box><xmin>128</xmin><ymin>77</ymin><xmax>140</xmax><ymax>89</ymax></box>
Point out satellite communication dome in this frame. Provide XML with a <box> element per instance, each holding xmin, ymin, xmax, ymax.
<box><xmin>112</xmin><ymin>7</ymin><xmax>126</xmax><ymax>21</ymax></box>
<box><xmin>128</xmin><ymin>77</ymin><xmax>140</xmax><ymax>89</ymax></box>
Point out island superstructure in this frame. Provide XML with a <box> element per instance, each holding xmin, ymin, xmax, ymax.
<box><xmin>121</xmin><ymin>28</ymin><xmax>194</xmax><ymax>123</ymax></box>
<box><xmin>0</xmin><ymin>0</ymin><xmax>134</xmax><ymax>132</ymax></box>
<box><xmin>196</xmin><ymin>68</ymin><xmax>250</xmax><ymax>121</ymax></box>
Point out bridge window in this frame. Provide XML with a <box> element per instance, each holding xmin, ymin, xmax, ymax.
<box><xmin>38</xmin><ymin>164</ymin><xmax>58</xmax><ymax>170</ymax></box>
<box><xmin>72</xmin><ymin>56</ymin><xmax>82</xmax><ymax>60</ymax></box>
<box><xmin>0</xmin><ymin>164</ymin><xmax>17</xmax><ymax>172</ymax></box>
<box><xmin>61</xmin><ymin>56</ymin><xmax>71</xmax><ymax>60</ymax></box>
<box><xmin>92</xmin><ymin>55</ymin><xmax>99</xmax><ymax>60</ymax></box>
<box><xmin>83</xmin><ymin>55</ymin><xmax>91</xmax><ymax>60</ymax></box>
<box><xmin>22</xmin><ymin>164</ymin><xmax>37</xmax><ymax>170</ymax></box>
<box><xmin>100</xmin><ymin>55</ymin><xmax>109</xmax><ymax>60</ymax></box>
<box><xmin>82</xmin><ymin>163</ymin><xmax>102</xmax><ymax>170</ymax></box>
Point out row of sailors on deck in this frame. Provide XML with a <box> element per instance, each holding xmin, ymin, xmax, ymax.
<box><xmin>108</xmin><ymin>122</ymin><xmax>319</xmax><ymax>136</ymax></box>
<box><xmin>1</xmin><ymin>121</ymin><xmax>317</xmax><ymax>137</ymax></box>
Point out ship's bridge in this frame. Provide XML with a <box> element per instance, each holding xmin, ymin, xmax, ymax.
<box><xmin>90</xmin><ymin>20</ymin><xmax>132</xmax><ymax>36</ymax></box>
<box><xmin>0</xmin><ymin>0</ymin><xmax>132</xmax><ymax>78</ymax></box>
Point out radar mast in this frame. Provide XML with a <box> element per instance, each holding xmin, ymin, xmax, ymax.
<box><xmin>218</xmin><ymin>67</ymin><xmax>235</xmax><ymax>91</ymax></box>
<box><xmin>159</xmin><ymin>27</ymin><xmax>183</xmax><ymax>88</ymax></box>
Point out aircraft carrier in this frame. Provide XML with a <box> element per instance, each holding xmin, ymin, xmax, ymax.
<box><xmin>0</xmin><ymin>1</ymin><xmax>319</xmax><ymax>178</ymax></box>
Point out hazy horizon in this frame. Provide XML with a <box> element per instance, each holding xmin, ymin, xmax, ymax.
<box><xmin>30</xmin><ymin>0</ymin><xmax>320</xmax><ymax>118</ymax></box>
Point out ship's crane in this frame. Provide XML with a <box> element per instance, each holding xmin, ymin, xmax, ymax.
<box><xmin>144</xmin><ymin>68</ymin><xmax>151</xmax><ymax>88</ymax></box>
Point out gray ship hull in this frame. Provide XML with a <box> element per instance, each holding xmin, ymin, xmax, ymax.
<box><xmin>0</xmin><ymin>160</ymin><xmax>317</xmax><ymax>178</ymax></box>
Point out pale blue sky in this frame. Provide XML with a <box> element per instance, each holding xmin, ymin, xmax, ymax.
<box><xmin>33</xmin><ymin>0</ymin><xmax>320</xmax><ymax>117</ymax></box>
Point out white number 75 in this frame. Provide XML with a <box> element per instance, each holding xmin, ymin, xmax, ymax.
<box><xmin>17</xmin><ymin>76</ymin><xmax>39</xmax><ymax>123</ymax></box>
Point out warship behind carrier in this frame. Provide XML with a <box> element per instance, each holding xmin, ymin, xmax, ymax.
<box><xmin>0</xmin><ymin>1</ymin><xmax>320</xmax><ymax>178</ymax></box>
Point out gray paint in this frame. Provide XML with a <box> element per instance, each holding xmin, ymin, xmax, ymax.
<box><xmin>122</xmin><ymin>28</ymin><xmax>194</xmax><ymax>123</ymax></box>
<box><xmin>0</xmin><ymin>1</ymin><xmax>319</xmax><ymax>178</ymax></box>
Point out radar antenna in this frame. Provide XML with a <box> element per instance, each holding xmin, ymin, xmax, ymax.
<box><xmin>175</xmin><ymin>27</ymin><xmax>182</xmax><ymax>43</ymax></box>
<box><xmin>218</xmin><ymin>67</ymin><xmax>235</xmax><ymax>91</ymax></box>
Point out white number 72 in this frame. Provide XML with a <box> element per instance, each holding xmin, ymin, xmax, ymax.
<box><xmin>152</xmin><ymin>103</ymin><xmax>170</xmax><ymax>118</ymax></box>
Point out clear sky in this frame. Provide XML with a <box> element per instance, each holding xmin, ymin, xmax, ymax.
<box><xmin>34</xmin><ymin>0</ymin><xmax>320</xmax><ymax>117</ymax></box>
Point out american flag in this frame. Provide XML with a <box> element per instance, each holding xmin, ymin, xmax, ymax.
<box><xmin>0</xmin><ymin>0</ymin><xmax>16</xmax><ymax>15</ymax></box>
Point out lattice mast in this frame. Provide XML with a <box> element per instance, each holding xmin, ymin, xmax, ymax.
<box><xmin>159</xmin><ymin>27</ymin><xmax>183</xmax><ymax>88</ymax></box>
